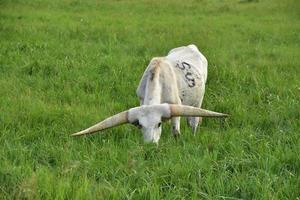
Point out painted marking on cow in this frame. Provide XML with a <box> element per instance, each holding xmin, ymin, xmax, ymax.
<box><xmin>185</xmin><ymin>72</ymin><xmax>195</xmax><ymax>87</ymax></box>
<box><xmin>176</xmin><ymin>61</ymin><xmax>196</xmax><ymax>88</ymax></box>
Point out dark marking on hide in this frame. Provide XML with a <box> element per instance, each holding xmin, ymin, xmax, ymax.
<box><xmin>149</xmin><ymin>61</ymin><xmax>161</xmax><ymax>81</ymax></box>
<box><xmin>175</xmin><ymin>61</ymin><xmax>196</xmax><ymax>88</ymax></box>
<box><xmin>150</xmin><ymin>72</ymin><xmax>155</xmax><ymax>81</ymax></box>
<box><xmin>185</xmin><ymin>72</ymin><xmax>196</xmax><ymax>87</ymax></box>
<box><xmin>176</xmin><ymin>62</ymin><xmax>184</xmax><ymax>70</ymax></box>
<box><xmin>182</xmin><ymin>62</ymin><xmax>191</xmax><ymax>70</ymax></box>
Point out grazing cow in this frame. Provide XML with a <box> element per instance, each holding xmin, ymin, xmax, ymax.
<box><xmin>72</xmin><ymin>44</ymin><xmax>228</xmax><ymax>143</ymax></box>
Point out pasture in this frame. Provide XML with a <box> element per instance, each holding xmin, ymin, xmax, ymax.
<box><xmin>0</xmin><ymin>0</ymin><xmax>299</xmax><ymax>199</ymax></box>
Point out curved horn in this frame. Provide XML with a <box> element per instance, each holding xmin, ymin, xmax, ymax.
<box><xmin>71</xmin><ymin>111</ymin><xmax>129</xmax><ymax>136</ymax></box>
<box><xmin>169</xmin><ymin>104</ymin><xmax>228</xmax><ymax>117</ymax></box>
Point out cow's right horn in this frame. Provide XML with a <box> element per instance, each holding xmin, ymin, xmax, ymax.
<box><xmin>169</xmin><ymin>104</ymin><xmax>228</xmax><ymax>117</ymax></box>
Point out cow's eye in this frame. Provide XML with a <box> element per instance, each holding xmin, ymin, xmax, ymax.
<box><xmin>132</xmin><ymin>120</ymin><xmax>142</xmax><ymax>129</ymax></box>
<box><xmin>158</xmin><ymin>122</ymin><xmax>162</xmax><ymax>127</ymax></box>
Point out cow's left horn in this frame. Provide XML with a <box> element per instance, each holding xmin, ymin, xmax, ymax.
<box><xmin>71</xmin><ymin>111</ymin><xmax>129</xmax><ymax>136</ymax></box>
<box><xmin>169</xmin><ymin>104</ymin><xmax>228</xmax><ymax>117</ymax></box>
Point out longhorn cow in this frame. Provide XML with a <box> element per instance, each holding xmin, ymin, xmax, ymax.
<box><xmin>72</xmin><ymin>44</ymin><xmax>228</xmax><ymax>143</ymax></box>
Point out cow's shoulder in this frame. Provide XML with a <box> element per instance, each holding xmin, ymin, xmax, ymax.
<box><xmin>167</xmin><ymin>44</ymin><xmax>205</xmax><ymax>62</ymax></box>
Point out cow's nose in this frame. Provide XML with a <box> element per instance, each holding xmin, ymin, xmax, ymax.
<box><xmin>144</xmin><ymin>137</ymin><xmax>158</xmax><ymax>144</ymax></box>
<box><xmin>143</xmin><ymin>136</ymin><xmax>153</xmax><ymax>143</ymax></box>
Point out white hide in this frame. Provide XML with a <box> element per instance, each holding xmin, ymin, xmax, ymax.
<box><xmin>166</xmin><ymin>44</ymin><xmax>208</xmax><ymax>107</ymax></box>
<box><xmin>71</xmin><ymin>44</ymin><xmax>227</xmax><ymax>143</ymax></box>
<box><xmin>137</xmin><ymin>44</ymin><xmax>208</xmax><ymax>107</ymax></box>
<box><xmin>136</xmin><ymin>44</ymin><xmax>209</xmax><ymax>142</ymax></box>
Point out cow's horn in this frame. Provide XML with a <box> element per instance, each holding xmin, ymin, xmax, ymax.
<box><xmin>71</xmin><ymin>111</ymin><xmax>129</xmax><ymax>136</ymax></box>
<box><xmin>169</xmin><ymin>104</ymin><xmax>228</xmax><ymax>117</ymax></box>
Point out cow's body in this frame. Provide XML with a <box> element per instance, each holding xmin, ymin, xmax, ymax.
<box><xmin>72</xmin><ymin>44</ymin><xmax>227</xmax><ymax>144</ymax></box>
<box><xmin>137</xmin><ymin>44</ymin><xmax>208</xmax><ymax>135</ymax></box>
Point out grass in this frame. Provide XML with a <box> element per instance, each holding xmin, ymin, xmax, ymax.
<box><xmin>0</xmin><ymin>0</ymin><xmax>299</xmax><ymax>199</ymax></box>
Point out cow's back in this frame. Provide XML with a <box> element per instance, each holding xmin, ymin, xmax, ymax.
<box><xmin>166</xmin><ymin>45</ymin><xmax>207</xmax><ymax>107</ymax></box>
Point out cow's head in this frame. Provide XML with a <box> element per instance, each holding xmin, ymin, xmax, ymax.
<box><xmin>71</xmin><ymin>104</ymin><xmax>228</xmax><ymax>143</ymax></box>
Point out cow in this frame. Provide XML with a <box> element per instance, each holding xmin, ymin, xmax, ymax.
<box><xmin>71</xmin><ymin>44</ymin><xmax>228</xmax><ymax>143</ymax></box>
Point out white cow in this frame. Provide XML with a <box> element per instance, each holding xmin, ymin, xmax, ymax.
<box><xmin>72</xmin><ymin>44</ymin><xmax>228</xmax><ymax>143</ymax></box>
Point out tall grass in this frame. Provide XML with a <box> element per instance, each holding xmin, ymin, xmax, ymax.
<box><xmin>0</xmin><ymin>0</ymin><xmax>299</xmax><ymax>199</ymax></box>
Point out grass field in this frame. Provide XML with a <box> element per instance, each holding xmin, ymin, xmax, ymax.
<box><xmin>1</xmin><ymin>0</ymin><xmax>300</xmax><ymax>199</ymax></box>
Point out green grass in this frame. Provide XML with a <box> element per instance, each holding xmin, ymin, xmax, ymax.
<box><xmin>1</xmin><ymin>0</ymin><xmax>300</xmax><ymax>199</ymax></box>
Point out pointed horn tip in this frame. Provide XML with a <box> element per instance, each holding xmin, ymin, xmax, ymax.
<box><xmin>216</xmin><ymin>113</ymin><xmax>229</xmax><ymax>117</ymax></box>
<box><xmin>71</xmin><ymin>131</ymin><xmax>86</xmax><ymax>137</ymax></box>
<box><xmin>205</xmin><ymin>112</ymin><xmax>229</xmax><ymax>118</ymax></box>
<box><xmin>71</xmin><ymin>133</ymin><xmax>79</xmax><ymax>137</ymax></box>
